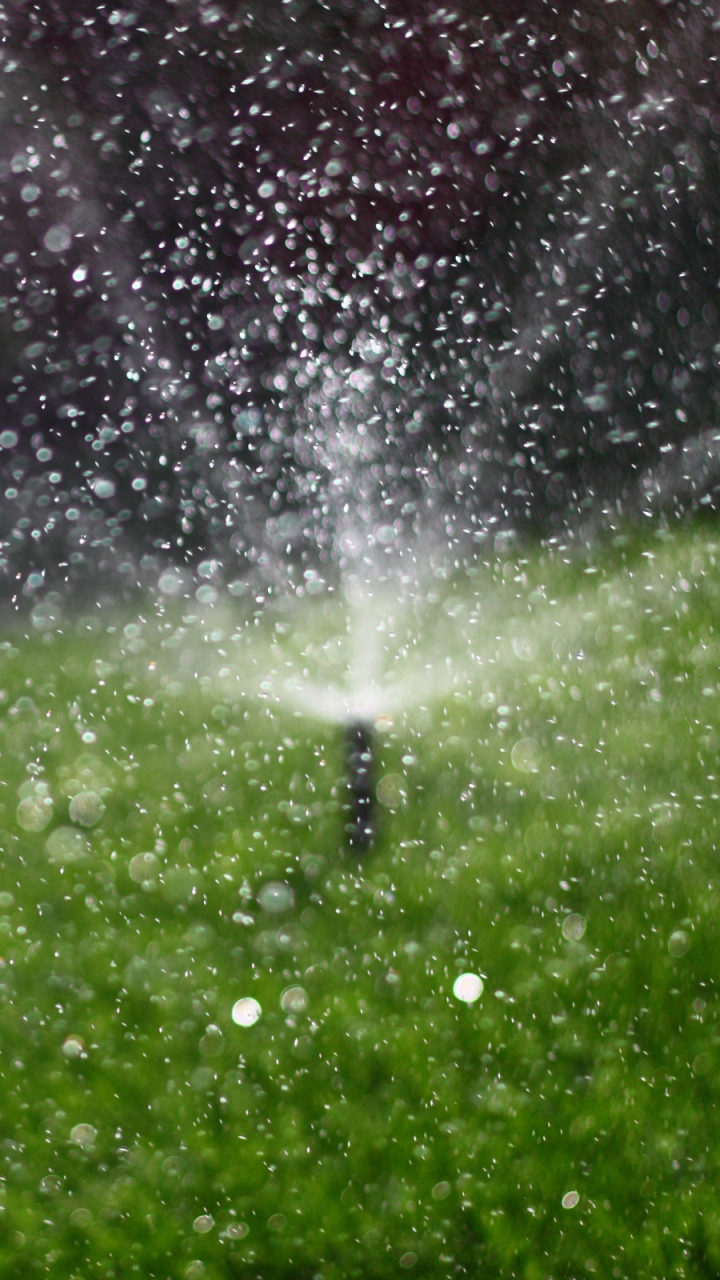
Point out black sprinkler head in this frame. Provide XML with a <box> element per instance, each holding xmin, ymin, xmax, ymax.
<box><xmin>345</xmin><ymin>720</ymin><xmax>375</xmax><ymax>850</ymax></box>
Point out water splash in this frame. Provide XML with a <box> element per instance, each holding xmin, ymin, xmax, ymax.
<box><xmin>272</xmin><ymin>570</ymin><xmax>462</xmax><ymax>728</ymax></box>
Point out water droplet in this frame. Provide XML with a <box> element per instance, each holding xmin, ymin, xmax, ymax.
<box><xmin>281</xmin><ymin>985</ymin><xmax>308</xmax><ymax>1014</ymax></box>
<box><xmin>562</xmin><ymin>1190</ymin><xmax>580</xmax><ymax>1209</ymax></box>
<box><xmin>432</xmin><ymin>1181</ymin><xmax>451</xmax><ymax>1200</ymax></box>
<box><xmin>16</xmin><ymin>795</ymin><xmax>53</xmax><ymax>832</ymax></box>
<box><xmin>62</xmin><ymin>1035</ymin><xmax>85</xmax><ymax>1059</ymax></box>
<box><xmin>511</xmin><ymin>738</ymin><xmax>540</xmax><ymax>773</ymax></box>
<box><xmin>511</xmin><ymin>635</ymin><xmax>539</xmax><ymax>661</ymax></box>
<box><xmin>562</xmin><ymin>913</ymin><xmax>586</xmax><ymax>942</ymax></box>
<box><xmin>39</xmin><ymin>1176</ymin><xmax>62</xmax><ymax>1195</ymax></box>
<box><xmin>668</xmin><ymin>930</ymin><xmax>689</xmax><ymax>957</ymax></box>
<box><xmin>69</xmin><ymin>791</ymin><xmax>105</xmax><ymax>827</ymax></box>
<box><xmin>43</xmin><ymin>224</ymin><xmax>72</xmax><ymax>253</ymax></box>
<box><xmin>158</xmin><ymin>568</ymin><xmax>189</xmax><ymax>597</ymax></box>
<box><xmin>231</xmin><ymin>997</ymin><xmax>261</xmax><ymax>1027</ymax></box>
<box><xmin>30</xmin><ymin>600</ymin><xmax>61</xmax><ymax>631</ymax></box>
<box><xmin>582</xmin><ymin>392</ymin><xmax>609</xmax><ymax>413</ymax></box>
<box><xmin>224</xmin><ymin>1222</ymin><xmax>249</xmax><ymax>1240</ymax></box>
<box><xmin>193</xmin><ymin>1214</ymin><xmax>214</xmax><ymax>1234</ymax></box>
<box><xmin>199</xmin><ymin>1025</ymin><xmax>224</xmax><ymax>1057</ymax></box>
<box><xmin>453</xmin><ymin>973</ymin><xmax>484</xmax><ymax>1004</ymax></box>
<box><xmin>129</xmin><ymin>852</ymin><xmax>160</xmax><ymax>884</ymax></box>
<box><xmin>376</xmin><ymin>773</ymin><xmax>407</xmax><ymax>809</ymax></box>
<box><xmin>257</xmin><ymin>882</ymin><xmax>294</xmax><ymax>914</ymax></box>
<box><xmin>69</xmin><ymin>1207</ymin><xmax>92</xmax><ymax>1228</ymax></box>
<box><xmin>45</xmin><ymin>827</ymin><xmax>89</xmax><ymax>866</ymax></box>
<box><xmin>70</xmin><ymin>1123</ymin><xmax>96</xmax><ymax>1147</ymax></box>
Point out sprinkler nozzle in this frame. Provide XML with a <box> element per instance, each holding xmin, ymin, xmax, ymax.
<box><xmin>345</xmin><ymin>720</ymin><xmax>375</xmax><ymax>850</ymax></box>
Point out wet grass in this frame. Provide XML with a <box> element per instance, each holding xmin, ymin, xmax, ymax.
<box><xmin>1</xmin><ymin>524</ymin><xmax>720</xmax><ymax>1277</ymax></box>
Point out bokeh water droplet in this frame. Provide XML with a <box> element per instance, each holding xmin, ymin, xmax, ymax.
<box><xmin>376</xmin><ymin>773</ymin><xmax>407</xmax><ymax>809</ymax></box>
<box><xmin>69</xmin><ymin>791</ymin><xmax>105</xmax><ymax>827</ymax></box>
<box><xmin>668</xmin><ymin>930</ymin><xmax>690</xmax><ymax>957</ymax></box>
<box><xmin>16</xmin><ymin>795</ymin><xmax>53</xmax><ymax>832</ymax></box>
<box><xmin>231</xmin><ymin>998</ymin><xmax>262</xmax><ymax>1028</ymax></box>
<box><xmin>281</xmin><ymin>986</ymin><xmax>308</xmax><ymax>1014</ymax></box>
<box><xmin>257</xmin><ymin>882</ymin><xmax>294</xmax><ymax>914</ymax></box>
<box><xmin>562</xmin><ymin>913</ymin><xmax>587</xmax><ymax>942</ymax></box>
<box><xmin>129</xmin><ymin>852</ymin><xmax>160</xmax><ymax>884</ymax></box>
<box><xmin>45</xmin><ymin>827</ymin><xmax>88</xmax><ymax>866</ymax></box>
<box><xmin>511</xmin><ymin>738</ymin><xmax>540</xmax><ymax>773</ymax></box>
<box><xmin>452</xmin><ymin>973</ymin><xmax>484</xmax><ymax>1004</ymax></box>
<box><xmin>69</xmin><ymin>1123</ymin><xmax>96</xmax><ymax>1147</ymax></box>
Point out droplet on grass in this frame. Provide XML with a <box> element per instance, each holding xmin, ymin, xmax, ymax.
<box><xmin>452</xmin><ymin>973</ymin><xmax>484</xmax><ymax>1004</ymax></box>
<box><xmin>231</xmin><ymin>997</ymin><xmax>261</xmax><ymax>1027</ymax></box>
<box><xmin>562</xmin><ymin>1190</ymin><xmax>580</xmax><ymax>1209</ymax></box>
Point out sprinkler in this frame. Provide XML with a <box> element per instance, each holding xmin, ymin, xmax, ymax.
<box><xmin>345</xmin><ymin>720</ymin><xmax>375</xmax><ymax>850</ymax></box>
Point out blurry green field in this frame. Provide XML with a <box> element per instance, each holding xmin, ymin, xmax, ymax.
<box><xmin>2</xmin><ymin>525</ymin><xmax>720</xmax><ymax>1278</ymax></box>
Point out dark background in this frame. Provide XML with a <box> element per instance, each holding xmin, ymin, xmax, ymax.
<box><xmin>1</xmin><ymin>0</ymin><xmax>719</xmax><ymax>602</ymax></box>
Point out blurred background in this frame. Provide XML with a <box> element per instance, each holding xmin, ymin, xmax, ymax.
<box><xmin>0</xmin><ymin>0</ymin><xmax>719</xmax><ymax>605</ymax></box>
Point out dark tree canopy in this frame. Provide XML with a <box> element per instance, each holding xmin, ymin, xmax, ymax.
<box><xmin>0</xmin><ymin>0</ymin><xmax>719</xmax><ymax>601</ymax></box>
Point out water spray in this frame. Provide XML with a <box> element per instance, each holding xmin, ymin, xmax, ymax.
<box><xmin>345</xmin><ymin>720</ymin><xmax>375</xmax><ymax>850</ymax></box>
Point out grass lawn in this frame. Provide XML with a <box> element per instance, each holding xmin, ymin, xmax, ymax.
<box><xmin>1</xmin><ymin>523</ymin><xmax>720</xmax><ymax>1277</ymax></box>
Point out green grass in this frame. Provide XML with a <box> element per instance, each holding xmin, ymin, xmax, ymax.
<box><xmin>2</xmin><ymin>524</ymin><xmax>720</xmax><ymax>1277</ymax></box>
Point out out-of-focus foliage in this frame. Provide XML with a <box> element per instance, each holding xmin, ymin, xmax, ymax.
<box><xmin>1</xmin><ymin>524</ymin><xmax>720</xmax><ymax>1275</ymax></box>
<box><xmin>1</xmin><ymin>1</ymin><xmax>720</xmax><ymax>598</ymax></box>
